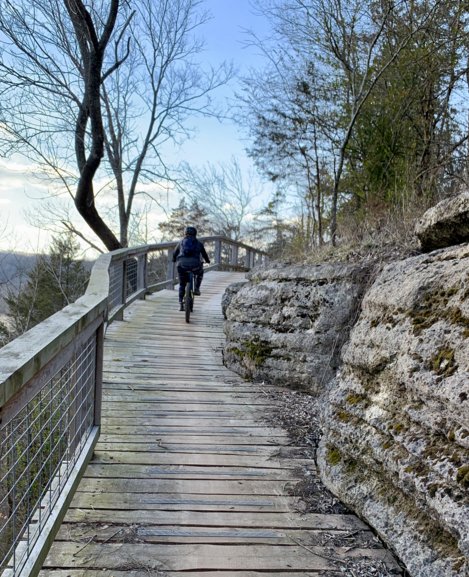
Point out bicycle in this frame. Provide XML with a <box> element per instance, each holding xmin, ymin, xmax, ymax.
<box><xmin>183</xmin><ymin>268</ymin><xmax>197</xmax><ymax>323</ymax></box>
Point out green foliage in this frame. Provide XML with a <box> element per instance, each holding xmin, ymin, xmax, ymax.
<box><xmin>242</xmin><ymin>0</ymin><xmax>468</xmax><ymax>253</ymax></box>
<box><xmin>158</xmin><ymin>197</ymin><xmax>214</xmax><ymax>241</ymax></box>
<box><xmin>250</xmin><ymin>191</ymin><xmax>295</xmax><ymax>257</ymax></box>
<box><xmin>346</xmin><ymin>1</ymin><xmax>465</xmax><ymax>208</ymax></box>
<box><xmin>1</xmin><ymin>233</ymin><xmax>89</xmax><ymax>344</ymax></box>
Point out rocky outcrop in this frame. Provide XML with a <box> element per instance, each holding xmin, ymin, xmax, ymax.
<box><xmin>415</xmin><ymin>191</ymin><xmax>469</xmax><ymax>252</ymax></box>
<box><xmin>317</xmin><ymin>243</ymin><xmax>469</xmax><ymax>577</ymax></box>
<box><xmin>221</xmin><ymin>281</ymin><xmax>247</xmax><ymax>319</ymax></box>
<box><xmin>223</xmin><ymin>245</ymin><xmax>469</xmax><ymax>577</ymax></box>
<box><xmin>223</xmin><ymin>262</ymin><xmax>370</xmax><ymax>392</ymax></box>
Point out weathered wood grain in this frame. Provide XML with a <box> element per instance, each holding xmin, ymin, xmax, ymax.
<box><xmin>55</xmin><ymin>523</ymin><xmax>367</xmax><ymax>545</ymax></box>
<box><xmin>96</xmin><ymin>433</ymin><xmax>289</xmax><ymax>446</ymax></box>
<box><xmin>80</xmin><ymin>462</ymin><xmax>301</xmax><ymax>480</ymax></box>
<box><xmin>76</xmin><ymin>477</ymin><xmax>302</xmax><ymax>495</ymax></box>
<box><xmin>70</xmin><ymin>491</ymin><xmax>299</xmax><ymax>512</ymax></box>
<box><xmin>43</xmin><ymin>542</ymin><xmax>401</xmax><ymax>572</ymax></box>
<box><xmin>62</xmin><ymin>508</ymin><xmax>369</xmax><ymax>531</ymax></box>
<box><xmin>39</xmin><ymin>569</ymin><xmax>344</xmax><ymax>577</ymax></box>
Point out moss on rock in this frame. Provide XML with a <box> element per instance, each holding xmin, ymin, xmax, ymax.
<box><xmin>456</xmin><ymin>465</ymin><xmax>469</xmax><ymax>487</ymax></box>
<box><xmin>326</xmin><ymin>446</ymin><xmax>342</xmax><ymax>466</ymax></box>
<box><xmin>243</xmin><ymin>337</ymin><xmax>273</xmax><ymax>367</ymax></box>
<box><xmin>431</xmin><ymin>348</ymin><xmax>457</xmax><ymax>377</ymax></box>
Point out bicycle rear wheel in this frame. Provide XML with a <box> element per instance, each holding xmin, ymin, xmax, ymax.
<box><xmin>184</xmin><ymin>281</ymin><xmax>192</xmax><ymax>323</ymax></box>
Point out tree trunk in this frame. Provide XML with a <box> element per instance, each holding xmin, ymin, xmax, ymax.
<box><xmin>64</xmin><ymin>0</ymin><xmax>122</xmax><ymax>251</ymax></box>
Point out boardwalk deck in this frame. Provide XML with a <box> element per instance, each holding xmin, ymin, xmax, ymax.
<box><xmin>40</xmin><ymin>271</ymin><xmax>402</xmax><ymax>577</ymax></box>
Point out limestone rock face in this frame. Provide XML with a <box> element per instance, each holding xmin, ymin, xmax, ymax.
<box><xmin>221</xmin><ymin>281</ymin><xmax>247</xmax><ymax>319</ymax></box>
<box><xmin>415</xmin><ymin>191</ymin><xmax>469</xmax><ymax>251</ymax></box>
<box><xmin>223</xmin><ymin>262</ymin><xmax>370</xmax><ymax>393</ymax></box>
<box><xmin>318</xmin><ymin>244</ymin><xmax>469</xmax><ymax>577</ymax></box>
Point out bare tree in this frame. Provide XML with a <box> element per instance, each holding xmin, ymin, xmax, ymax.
<box><xmin>0</xmin><ymin>0</ymin><xmax>129</xmax><ymax>249</ymax></box>
<box><xmin>0</xmin><ymin>0</ymin><xmax>231</xmax><ymax>250</ymax></box>
<box><xmin>178</xmin><ymin>158</ymin><xmax>257</xmax><ymax>240</ymax></box>
<box><xmin>101</xmin><ymin>0</ymin><xmax>232</xmax><ymax>247</ymax></box>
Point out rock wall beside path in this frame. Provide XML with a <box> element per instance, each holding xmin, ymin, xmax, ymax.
<box><xmin>223</xmin><ymin>262</ymin><xmax>371</xmax><ymax>393</ymax></box>
<box><xmin>223</xmin><ymin>245</ymin><xmax>469</xmax><ymax>577</ymax></box>
<box><xmin>317</xmin><ymin>243</ymin><xmax>469</xmax><ymax>577</ymax></box>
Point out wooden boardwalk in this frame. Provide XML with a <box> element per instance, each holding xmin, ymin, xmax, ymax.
<box><xmin>40</xmin><ymin>271</ymin><xmax>401</xmax><ymax>577</ymax></box>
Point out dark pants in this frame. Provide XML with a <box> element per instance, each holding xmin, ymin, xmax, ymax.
<box><xmin>177</xmin><ymin>264</ymin><xmax>203</xmax><ymax>302</ymax></box>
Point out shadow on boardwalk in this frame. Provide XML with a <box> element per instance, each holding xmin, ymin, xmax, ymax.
<box><xmin>40</xmin><ymin>271</ymin><xmax>403</xmax><ymax>577</ymax></box>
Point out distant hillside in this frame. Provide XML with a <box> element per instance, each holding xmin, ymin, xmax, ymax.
<box><xmin>0</xmin><ymin>252</ymin><xmax>37</xmax><ymax>284</ymax></box>
<box><xmin>0</xmin><ymin>251</ymin><xmax>94</xmax><ymax>316</ymax></box>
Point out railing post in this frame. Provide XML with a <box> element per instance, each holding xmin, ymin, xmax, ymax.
<box><xmin>137</xmin><ymin>254</ymin><xmax>147</xmax><ymax>298</ymax></box>
<box><xmin>230</xmin><ymin>244</ymin><xmax>239</xmax><ymax>268</ymax></box>
<box><xmin>94</xmin><ymin>320</ymin><xmax>104</xmax><ymax>427</ymax></box>
<box><xmin>114</xmin><ymin>259</ymin><xmax>126</xmax><ymax>321</ymax></box>
<box><xmin>244</xmin><ymin>249</ymin><xmax>251</xmax><ymax>270</ymax></box>
<box><xmin>214</xmin><ymin>239</ymin><xmax>222</xmax><ymax>268</ymax></box>
<box><xmin>166</xmin><ymin>249</ymin><xmax>176</xmax><ymax>288</ymax></box>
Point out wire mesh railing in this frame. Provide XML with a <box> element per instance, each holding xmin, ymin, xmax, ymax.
<box><xmin>0</xmin><ymin>336</ymin><xmax>97</xmax><ymax>576</ymax></box>
<box><xmin>0</xmin><ymin>236</ymin><xmax>267</xmax><ymax>577</ymax></box>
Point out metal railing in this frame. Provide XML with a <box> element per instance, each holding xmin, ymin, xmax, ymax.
<box><xmin>0</xmin><ymin>236</ymin><xmax>267</xmax><ymax>577</ymax></box>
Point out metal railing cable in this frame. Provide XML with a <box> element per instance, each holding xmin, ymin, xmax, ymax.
<box><xmin>0</xmin><ymin>236</ymin><xmax>267</xmax><ymax>577</ymax></box>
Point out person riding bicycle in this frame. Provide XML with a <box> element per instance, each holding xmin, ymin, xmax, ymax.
<box><xmin>173</xmin><ymin>226</ymin><xmax>210</xmax><ymax>311</ymax></box>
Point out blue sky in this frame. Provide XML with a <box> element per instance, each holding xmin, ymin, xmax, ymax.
<box><xmin>175</xmin><ymin>0</ymin><xmax>270</xmax><ymax>167</ymax></box>
<box><xmin>0</xmin><ymin>0</ymin><xmax>271</xmax><ymax>253</ymax></box>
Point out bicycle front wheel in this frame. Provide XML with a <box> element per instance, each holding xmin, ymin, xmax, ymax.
<box><xmin>184</xmin><ymin>281</ymin><xmax>192</xmax><ymax>323</ymax></box>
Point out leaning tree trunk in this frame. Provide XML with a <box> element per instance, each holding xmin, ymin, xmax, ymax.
<box><xmin>64</xmin><ymin>0</ymin><xmax>122</xmax><ymax>251</ymax></box>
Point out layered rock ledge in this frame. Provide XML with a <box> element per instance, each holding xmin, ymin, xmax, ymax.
<box><xmin>223</xmin><ymin>246</ymin><xmax>469</xmax><ymax>577</ymax></box>
<box><xmin>223</xmin><ymin>262</ymin><xmax>370</xmax><ymax>393</ymax></box>
<box><xmin>318</xmin><ymin>244</ymin><xmax>469</xmax><ymax>577</ymax></box>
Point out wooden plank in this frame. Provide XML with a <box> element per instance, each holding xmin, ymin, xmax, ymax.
<box><xmin>55</xmin><ymin>523</ymin><xmax>374</xmax><ymax>545</ymax></box>
<box><xmin>82</xmin><ymin>463</ymin><xmax>300</xmax><ymax>481</ymax></box>
<box><xmin>88</xmin><ymin>450</ymin><xmax>303</xmax><ymax>469</ymax></box>
<box><xmin>100</xmin><ymin>416</ymin><xmax>271</xmax><ymax>428</ymax></box>
<box><xmin>101</xmin><ymin>392</ymin><xmax>272</xmax><ymax>404</ymax></box>
<box><xmin>95</xmin><ymin>425</ymin><xmax>286</xmax><ymax>436</ymax></box>
<box><xmin>100</xmin><ymin>401</ymin><xmax>274</xmax><ymax>411</ymax></box>
<box><xmin>100</xmin><ymin>408</ymin><xmax>252</xmax><ymax>417</ymax></box>
<box><xmin>70</xmin><ymin>492</ymin><xmax>298</xmax><ymax>512</ymax></box>
<box><xmin>63</xmin><ymin>509</ymin><xmax>369</xmax><ymax>532</ymax></box>
<box><xmin>90</xmin><ymin>442</ymin><xmax>298</xmax><ymax>455</ymax></box>
<box><xmin>43</xmin><ymin>542</ymin><xmax>402</xmax><ymax>572</ymax></box>
<box><xmin>100</xmin><ymin>381</ymin><xmax>266</xmax><ymax>392</ymax></box>
<box><xmin>96</xmin><ymin>433</ymin><xmax>289</xmax><ymax>446</ymax></box>
<box><xmin>40</xmin><ymin>572</ymin><xmax>343</xmax><ymax>577</ymax></box>
<box><xmin>76</xmin><ymin>477</ymin><xmax>303</xmax><ymax>495</ymax></box>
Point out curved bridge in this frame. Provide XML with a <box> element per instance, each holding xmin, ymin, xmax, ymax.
<box><xmin>0</xmin><ymin>239</ymin><xmax>401</xmax><ymax>576</ymax></box>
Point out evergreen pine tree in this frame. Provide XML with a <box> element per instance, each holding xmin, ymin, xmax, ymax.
<box><xmin>159</xmin><ymin>198</ymin><xmax>214</xmax><ymax>240</ymax></box>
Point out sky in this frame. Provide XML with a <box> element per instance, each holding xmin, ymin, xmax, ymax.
<box><xmin>0</xmin><ymin>0</ymin><xmax>272</xmax><ymax>254</ymax></box>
